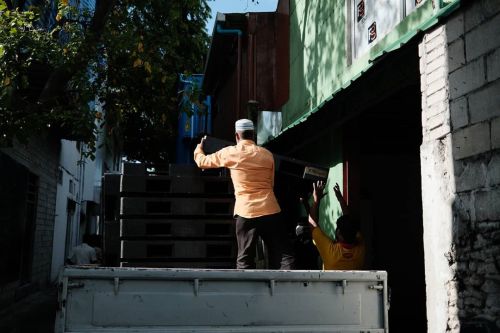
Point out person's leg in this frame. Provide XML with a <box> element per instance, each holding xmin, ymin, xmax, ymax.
<box><xmin>258</xmin><ymin>213</ymin><xmax>295</xmax><ymax>270</ymax></box>
<box><xmin>235</xmin><ymin>216</ymin><xmax>258</xmax><ymax>269</ymax></box>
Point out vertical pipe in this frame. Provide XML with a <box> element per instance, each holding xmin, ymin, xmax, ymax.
<box><xmin>237</xmin><ymin>34</ymin><xmax>241</xmax><ymax>119</ymax></box>
<box><xmin>253</xmin><ymin>34</ymin><xmax>257</xmax><ymax>100</ymax></box>
<box><xmin>215</xmin><ymin>24</ymin><xmax>243</xmax><ymax>120</ymax></box>
<box><xmin>248</xmin><ymin>34</ymin><xmax>253</xmax><ymax>102</ymax></box>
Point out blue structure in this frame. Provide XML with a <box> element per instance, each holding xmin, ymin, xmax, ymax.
<box><xmin>176</xmin><ymin>74</ymin><xmax>212</xmax><ymax>164</ymax></box>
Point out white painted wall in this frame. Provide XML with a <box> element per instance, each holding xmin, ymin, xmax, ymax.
<box><xmin>50</xmin><ymin>122</ymin><xmax>118</xmax><ymax>280</ymax></box>
<box><xmin>50</xmin><ymin>140</ymin><xmax>81</xmax><ymax>281</ymax></box>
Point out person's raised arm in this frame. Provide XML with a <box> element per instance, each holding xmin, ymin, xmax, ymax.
<box><xmin>193</xmin><ymin>136</ymin><xmax>227</xmax><ymax>169</ymax></box>
<box><xmin>302</xmin><ymin>181</ymin><xmax>327</xmax><ymax>228</ymax></box>
<box><xmin>333</xmin><ymin>183</ymin><xmax>349</xmax><ymax>215</ymax></box>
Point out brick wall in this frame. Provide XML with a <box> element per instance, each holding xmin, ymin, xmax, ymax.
<box><xmin>420</xmin><ymin>1</ymin><xmax>500</xmax><ymax>331</ymax></box>
<box><xmin>0</xmin><ymin>135</ymin><xmax>60</xmax><ymax>293</ymax></box>
<box><xmin>419</xmin><ymin>22</ymin><xmax>457</xmax><ymax>333</ymax></box>
<box><xmin>448</xmin><ymin>1</ymin><xmax>500</xmax><ymax>331</ymax></box>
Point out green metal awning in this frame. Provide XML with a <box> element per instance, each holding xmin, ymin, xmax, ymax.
<box><xmin>274</xmin><ymin>0</ymin><xmax>461</xmax><ymax>139</ymax></box>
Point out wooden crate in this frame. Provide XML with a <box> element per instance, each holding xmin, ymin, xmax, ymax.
<box><xmin>121</xmin><ymin>218</ymin><xmax>234</xmax><ymax>238</ymax></box>
<box><xmin>120</xmin><ymin>197</ymin><xmax>234</xmax><ymax>216</ymax></box>
<box><xmin>121</xmin><ymin>240</ymin><xmax>236</xmax><ymax>259</ymax></box>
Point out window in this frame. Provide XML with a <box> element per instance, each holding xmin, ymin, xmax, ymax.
<box><xmin>349</xmin><ymin>0</ymin><xmax>427</xmax><ymax>60</ymax></box>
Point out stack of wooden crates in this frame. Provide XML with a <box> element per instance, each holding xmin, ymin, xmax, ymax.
<box><xmin>119</xmin><ymin>163</ymin><xmax>236</xmax><ymax>268</ymax></box>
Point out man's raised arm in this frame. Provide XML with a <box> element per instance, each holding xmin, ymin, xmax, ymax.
<box><xmin>193</xmin><ymin>136</ymin><xmax>226</xmax><ymax>169</ymax></box>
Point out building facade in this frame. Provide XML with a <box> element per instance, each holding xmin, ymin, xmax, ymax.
<box><xmin>0</xmin><ymin>0</ymin><xmax>122</xmax><ymax>308</ymax></box>
<box><xmin>0</xmin><ymin>137</ymin><xmax>60</xmax><ymax>307</ymax></box>
<box><xmin>204</xmin><ymin>0</ymin><xmax>500</xmax><ymax>331</ymax></box>
<box><xmin>203</xmin><ymin>1</ymin><xmax>290</xmax><ymax>142</ymax></box>
<box><xmin>272</xmin><ymin>0</ymin><xmax>500</xmax><ymax>331</ymax></box>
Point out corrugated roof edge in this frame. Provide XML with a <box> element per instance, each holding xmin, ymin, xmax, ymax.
<box><xmin>272</xmin><ymin>0</ymin><xmax>461</xmax><ymax>140</ymax></box>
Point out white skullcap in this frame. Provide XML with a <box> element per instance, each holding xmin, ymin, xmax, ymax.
<box><xmin>235</xmin><ymin>119</ymin><xmax>254</xmax><ymax>131</ymax></box>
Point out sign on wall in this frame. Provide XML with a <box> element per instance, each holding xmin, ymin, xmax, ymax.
<box><xmin>351</xmin><ymin>0</ymin><xmax>427</xmax><ymax>59</ymax></box>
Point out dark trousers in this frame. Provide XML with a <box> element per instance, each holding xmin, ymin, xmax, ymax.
<box><xmin>235</xmin><ymin>213</ymin><xmax>295</xmax><ymax>269</ymax></box>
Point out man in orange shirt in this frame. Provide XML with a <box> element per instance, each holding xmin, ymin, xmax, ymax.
<box><xmin>194</xmin><ymin>119</ymin><xmax>294</xmax><ymax>269</ymax></box>
<box><xmin>302</xmin><ymin>181</ymin><xmax>365</xmax><ymax>270</ymax></box>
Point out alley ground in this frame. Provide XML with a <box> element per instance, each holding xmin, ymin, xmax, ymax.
<box><xmin>0</xmin><ymin>288</ymin><xmax>57</xmax><ymax>333</ymax></box>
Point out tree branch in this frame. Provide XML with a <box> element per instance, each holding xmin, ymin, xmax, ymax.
<box><xmin>38</xmin><ymin>0</ymin><xmax>116</xmax><ymax>104</ymax></box>
<box><xmin>4</xmin><ymin>0</ymin><xmax>13</xmax><ymax>10</ymax></box>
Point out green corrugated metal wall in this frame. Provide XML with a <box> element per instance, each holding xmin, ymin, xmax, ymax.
<box><xmin>280</xmin><ymin>0</ymin><xmax>460</xmax><ymax>235</ymax></box>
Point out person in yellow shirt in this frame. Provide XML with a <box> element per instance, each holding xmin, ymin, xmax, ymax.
<box><xmin>194</xmin><ymin>119</ymin><xmax>294</xmax><ymax>269</ymax></box>
<box><xmin>302</xmin><ymin>181</ymin><xmax>365</xmax><ymax>270</ymax></box>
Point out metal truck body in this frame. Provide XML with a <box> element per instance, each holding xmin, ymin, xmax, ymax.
<box><xmin>55</xmin><ymin>267</ymin><xmax>389</xmax><ymax>332</ymax></box>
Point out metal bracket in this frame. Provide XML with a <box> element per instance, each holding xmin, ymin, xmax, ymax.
<box><xmin>114</xmin><ymin>277</ymin><xmax>120</xmax><ymax>295</ymax></box>
<box><xmin>67</xmin><ymin>282</ymin><xmax>84</xmax><ymax>290</ymax></box>
<box><xmin>269</xmin><ymin>279</ymin><xmax>275</xmax><ymax>296</ymax></box>
<box><xmin>194</xmin><ymin>279</ymin><xmax>199</xmax><ymax>296</ymax></box>
<box><xmin>342</xmin><ymin>280</ymin><xmax>347</xmax><ymax>294</ymax></box>
<box><xmin>369</xmin><ymin>284</ymin><xmax>384</xmax><ymax>291</ymax></box>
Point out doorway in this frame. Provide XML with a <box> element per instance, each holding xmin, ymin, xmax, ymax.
<box><xmin>345</xmin><ymin>83</ymin><xmax>426</xmax><ymax>331</ymax></box>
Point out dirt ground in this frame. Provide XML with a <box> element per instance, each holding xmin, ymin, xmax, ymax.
<box><xmin>0</xmin><ymin>288</ymin><xmax>57</xmax><ymax>333</ymax></box>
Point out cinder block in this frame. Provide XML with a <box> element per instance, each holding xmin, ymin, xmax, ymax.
<box><xmin>171</xmin><ymin>176</ymin><xmax>203</xmax><ymax>193</ymax></box>
<box><xmin>449</xmin><ymin>58</ymin><xmax>486</xmax><ymax>99</ymax></box>
<box><xmin>448</xmin><ymin>38</ymin><xmax>466</xmax><ymax>73</ymax></box>
<box><xmin>122</xmin><ymin>163</ymin><xmax>146</xmax><ymax>176</ymax></box>
<box><xmin>485</xmin><ymin>292</ymin><xmax>500</xmax><ymax>308</ymax></box>
<box><xmin>464</xmin><ymin>0</ymin><xmax>500</xmax><ymax>32</ymax></box>
<box><xmin>426</xmin><ymin>25</ymin><xmax>446</xmax><ymax>41</ymax></box>
<box><xmin>450</xmin><ymin>97</ymin><xmax>469</xmax><ymax>130</ymax></box>
<box><xmin>169</xmin><ymin>164</ymin><xmax>202</xmax><ymax>177</ymax></box>
<box><xmin>121</xmin><ymin>175</ymin><xmax>232</xmax><ymax>194</ymax></box>
<box><xmin>428</xmin><ymin>122</ymin><xmax>451</xmax><ymax>141</ymax></box>
<box><xmin>455</xmin><ymin>158</ymin><xmax>487</xmax><ymax>193</ymax></box>
<box><xmin>465</xmin><ymin>13</ymin><xmax>500</xmax><ymax>61</ymax></box>
<box><xmin>418</xmin><ymin>39</ymin><xmax>426</xmax><ymax>57</ymax></box>
<box><xmin>426</xmin><ymin>77</ymin><xmax>448</xmax><ymax>98</ymax></box>
<box><xmin>425</xmin><ymin>100</ymin><xmax>448</xmax><ymax>120</ymax></box>
<box><xmin>426</xmin><ymin>88</ymin><xmax>448</xmax><ymax>107</ymax></box>
<box><xmin>492</xmin><ymin>117</ymin><xmax>500</xmax><ymax>150</ymax></box>
<box><xmin>452</xmin><ymin>122</ymin><xmax>490</xmax><ymax>160</ymax></box>
<box><xmin>486</xmin><ymin>47</ymin><xmax>500</xmax><ymax>82</ymax></box>
<box><xmin>171</xmin><ymin>176</ymin><xmax>232</xmax><ymax>193</ymax></box>
<box><xmin>426</xmin><ymin>45</ymin><xmax>445</xmax><ymax>65</ymax></box>
<box><xmin>474</xmin><ymin>189</ymin><xmax>500</xmax><ymax>221</ymax></box>
<box><xmin>468</xmin><ymin>80</ymin><xmax>500</xmax><ymax>124</ymax></box>
<box><xmin>426</xmin><ymin>54</ymin><xmax>447</xmax><ymax>74</ymax></box>
<box><xmin>446</xmin><ymin>11</ymin><xmax>464</xmax><ymax>42</ymax></box>
<box><xmin>121</xmin><ymin>175</ymin><xmax>171</xmax><ymax>193</ymax></box>
<box><xmin>425</xmin><ymin>32</ymin><xmax>446</xmax><ymax>54</ymax></box>
<box><xmin>426</xmin><ymin>112</ymin><xmax>448</xmax><ymax>131</ymax></box>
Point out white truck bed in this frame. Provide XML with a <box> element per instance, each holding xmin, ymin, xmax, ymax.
<box><xmin>55</xmin><ymin>267</ymin><xmax>389</xmax><ymax>333</ymax></box>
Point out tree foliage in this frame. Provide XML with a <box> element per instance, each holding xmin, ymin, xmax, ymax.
<box><xmin>0</xmin><ymin>0</ymin><xmax>210</xmax><ymax>162</ymax></box>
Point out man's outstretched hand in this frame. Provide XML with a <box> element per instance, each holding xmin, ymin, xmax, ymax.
<box><xmin>312</xmin><ymin>181</ymin><xmax>327</xmax><ymax>204</ymax></box>
<box><xmin>199</xmin><ymin>135</ymin><xmax>207</xmax><ymax>150</ymax></box>
<box><xmin>333</xmin><ymin>183</ymin><xmax>343</xmax><ymax>200</ymax></box>
<box><xmin>333</xmin><ymin>182</ymin><xmax>349</xmax><ymax>214</ymax></box>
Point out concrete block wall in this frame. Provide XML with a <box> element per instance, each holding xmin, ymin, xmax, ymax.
<box><xmin>447</xmin><ymin>1</ymin><xmax>500</xmax><ymax>331</ymax></box>
<box><xmin>420</xmin><ymin>1</ymin><xmax>500</xmax><ymax>331</ymax></box>
<box><xmin>0</xmin><ymin>136</ymin><xmax>59</xmax><ymax>291</ymax></box>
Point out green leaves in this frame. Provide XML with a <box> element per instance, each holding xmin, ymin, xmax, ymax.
<box><xmin>0</xmin><ymin>5</ymin><xmax>90</xmax><ymax>146</ymax></box>
<box><xmin>0</xmin><ymin>0</ymin><xmax>210</xmax><ymax>163</ymax></box>
<box><xmin>95</xmin><ymin>0</ymin><xmax>210</xmax><ymax>162</ymax></box>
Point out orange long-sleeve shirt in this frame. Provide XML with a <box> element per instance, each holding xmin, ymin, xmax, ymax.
<box><xmin>194</xmin><ymin>140</ymin><xmax>281</xmax><ymax>218</ymax></box>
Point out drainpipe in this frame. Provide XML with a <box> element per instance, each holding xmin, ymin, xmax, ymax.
<box><xmin>216</xmin><ymin>24</ymin><xmax>242</xmax><ymax>119</ymax></box>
